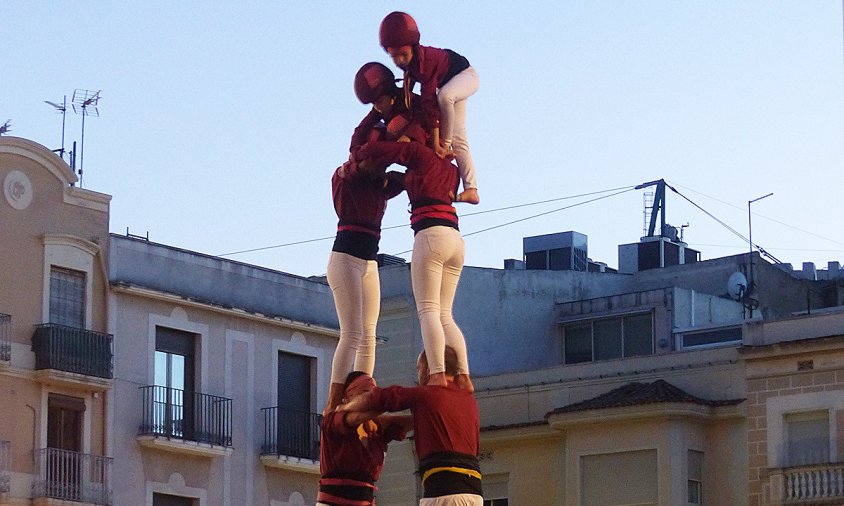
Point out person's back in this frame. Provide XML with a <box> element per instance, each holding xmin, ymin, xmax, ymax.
<box><xmin>343</xmin><ymin>347</ymin><xmax>482</xmax><ymax>505</ymax></box>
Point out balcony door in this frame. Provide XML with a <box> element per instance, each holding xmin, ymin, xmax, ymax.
<box><xmin>46</xmin><ymin>394</ymin><xmax>84</xmax><ymax>501</ymax></box>
<box><xmin>155</xmin><ymin>327</ymin><xmax>196</xmax><ymax>440</ymax></box>
<box><xmin>277</xmin><ymin>351</ymin><xmax>315</xmax><ymax>458</ymax></box>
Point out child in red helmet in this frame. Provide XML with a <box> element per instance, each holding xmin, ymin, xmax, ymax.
<box><xmin>379</xmin><ymin>11</ymin><xmax>481</xmax><ymax>205</ymax></box>
<box><xmin>351</xmin><ymin>61</ymin><xmax>427</xmax><ymax>150</ymax></box>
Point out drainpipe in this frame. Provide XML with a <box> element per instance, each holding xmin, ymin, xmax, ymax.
<box><xmin>25</xmin><ymin>404</ymin><xmax>37</xmax><ymax>465</ymax></box>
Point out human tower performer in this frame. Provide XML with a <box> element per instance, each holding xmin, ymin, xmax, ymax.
<box><xmin>319</xmin><ymin>11</ymin><xmax>482</xmax><ymax>506</ymax></box>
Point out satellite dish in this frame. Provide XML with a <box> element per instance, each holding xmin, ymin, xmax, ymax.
<box><xmin>727</xmin><ymin>272</ymin><xmax>747</xmax><ymax>300</ymax></box>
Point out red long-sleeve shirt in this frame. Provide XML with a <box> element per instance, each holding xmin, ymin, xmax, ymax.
<box><xmin>350</xmin><ymin>93</ymin><xmax>426</xmax><ymax>150</ymax></box>
<box><xmin>319</xmin><ymin>410</ymin><xmax>405</xmax><ymax>483</ymax></box>
<box><xmin>331</xmin><ymin>162</ymin><xmax>404</xmax><ymax>259</ymax></box>
<box><xmin>404</xmin><ymin>46</ymin><xmax>471</xmax><ymax>130</ymax></box>
<box><xmin>354</xmin><ymin>141</ymin><xmax>459</xmax><ymax>232</ymax></box>
<box><xmin>366</xmin><ymin>383</ymin><xmax>479</xmax><ymax>461</ymax></box>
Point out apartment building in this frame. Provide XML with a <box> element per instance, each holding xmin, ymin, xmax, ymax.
<box><xmin>107</xmin><ymin>234</ymin><xmax>340</xmax><ymax>505</ymax></box>
<box><xmin>371</xmin><ymin>231</ymin><xmax>844</xmax><ymax>505</ymax></box>
<box><xmin>1</xmin><ymin>136</ymin><xmax>114</xmax><ymax>505</ymax></box>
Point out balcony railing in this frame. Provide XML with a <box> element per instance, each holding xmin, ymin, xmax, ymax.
<box><xmin>31</xmin><ymin>323</ymin><xmax>113</xmax><ymax>379</ymax></box>
<box><xmin>139</xmin><ymin>385</ymin><xmax>232</xmax><ymax>447</ymax></box>
<box><xmin>1</xmin><ymin>313</ymin><xmax>10</xmax><ymax>362</ymax></box>
<box><xmin>261</xmin><ymin>406</ymin><xmax>321</xmax><ymax>461</ymax></box>
<box><xmin>32</xmin><ymin>448</ymin><xmax>113</xmax><ymax>505</ymax></box>
<box><xmin>782</xmin><ymin>463</ymin><xmax>844</xmax><ymax>502</ymax></box>
<box><xmin>0</xmin><ymin>440</ymin><xmax>9</xmax><ymax>494</ymax></box>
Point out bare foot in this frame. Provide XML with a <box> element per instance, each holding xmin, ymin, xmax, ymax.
<box><xmin>427</xmin><ymin>372</ymin><xmax>448</xmax><ymax>387</ymax></box>
<box><xmin>456</xmin><ymin>188</ymin><xmax>479</xmax><ymax>205</ymax></box>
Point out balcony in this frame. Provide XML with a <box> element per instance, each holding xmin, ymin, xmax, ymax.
<box><xmin>1</xmin><ymin>440</ymin><xmax>9</xmax><ymax>494</ymax></box>
<box><xmin>31</xmin><ymin>448</ymin><xmax>112</xmax><ymax>506</ymax></box>
<box><xmin>770</xmin><ymin>463</ymin><xmax>844</xmax><ymax>504</ymax></box>
<box><xmin>137</xmin><ymin>385</ymin><xmax>233</xmax><ymax>457</ymax></box>
<box><xmin>259</xmin><ymin>406</ymin><xmax>321</xmax><ymax>473</ymax></box>
<box><xmin>1</xmin><ymin>313</ymin><xmax>10</xmax><ymax>363</ymax></box>
<box><xmin>31</xmin><ymin>324</ymin><xmax>113</xmax><ymax>390</ymax></box>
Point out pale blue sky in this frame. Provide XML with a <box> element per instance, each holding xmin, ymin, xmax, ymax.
<box><xmin>3</xmin><ymin>2</ymin><xmax>843</xmax><ymax>277</ymax></box>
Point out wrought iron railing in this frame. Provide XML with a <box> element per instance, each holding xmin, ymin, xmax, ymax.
<box><xmin>0</xmin><ymin>313</ymin><xmax>10</xmax><ymax>362</ymax></box>
<box><xmin>783</xmin><ymin>463</ymin><xmax>844</xmax><ymax>502</ymax></box>
<box><xmin>261</xmin><ymin>406</ymin><xmax>321</xmax><ymax>460</ymax></box>
<box><xmin>32</xmin><ymin>448</ymin><xmax>113</xmax><ymax>505</ymax></box>
<box><xmin>0</xmin><ymin>440</ymin><xmax>9</xmax><ymax>493</ymax></box>
<box><xmin>138</xmin><ymin>385</ymin><xmax>232</xmax><ymax>447</ymax></box>
<box><xmin>31</xmin><ymin>323</ymin><xmax>113</xmax><ymax>379</ymax></box>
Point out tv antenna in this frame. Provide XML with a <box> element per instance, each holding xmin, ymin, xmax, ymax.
<box><xmin>71</xmin><ymin>89</ymin><xmax>101</xmax><ymax>185</ymax></box>
<box><xmin>44</xmin><ymin>96</ymin><xmax>68</xmax><ymax>160</ymax></box>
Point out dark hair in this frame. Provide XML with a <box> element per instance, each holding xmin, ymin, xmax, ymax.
<box><xmin>419</xmin><ymin>346</ymin><xmax>459</xmax><ymax>376</ymax></box>
<box><xmin>344</xmin><ymin>371</ymin><xmax>368</xmax><ymax>391</ymax></box>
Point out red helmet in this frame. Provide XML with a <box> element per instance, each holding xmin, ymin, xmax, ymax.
<box><xmin>379</xmin><ymin>11</ymin><xmax>420</xmax><ymax>49</ymax></box>
<box><xmin>354</xmin><ymin>62</ymin><xmax>396</xmax><ymax>104</ymax></box>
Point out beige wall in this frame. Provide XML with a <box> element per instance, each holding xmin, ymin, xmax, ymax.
<box><xmin>0</xmin><ymin>137</ymin><xmax>112</xmax><ymax>502</ymax></box>
<box><xmin>744</xmin><ymin>339</ymin><xmax>844</xmax><ymax>506</ymax></box>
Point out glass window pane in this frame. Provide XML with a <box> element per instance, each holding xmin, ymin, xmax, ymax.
<box><xmin>593</xmin><ymin>318</ymin><xmax>622</xmax><ymax>361</ymax></box>
<box><xmin>565</xmin><ymin>324</ymin><xmax>592</xmax><ymax>364</ymax></box>
<box><xmin>786</xmin><ymin>411</ymin><xmax>829</xmax><ymax>466</ymax></box>
<box><xmin>154</xmin><ymin>351</ymin><xmax>168</xmax><ymax>388</ymax></box>
<box><xmin>171</xmin><ymin>354</ymin><xmax>185</xmax><ymax>391</ymax></box>
<box><xmin>688</xmin><ymin>450</ymin><xmax>703</xmax><ymax>480</ymax></box>
<box><xmin>49</xmin><ymin>267</ymin><xmax>86</xmax><ymax>328</ymax></box>
<box><xmin>688</xmin><ymin>450</ymin><xmax>703</xmax><ymax>504</ymax></box>
<box><xmin>581</xmin><ymin>450</ymin><xmax>657</xmax><ymax>506</ymax></box>
<box><xmin>681</xmin><ymin>327</ymin><xmax>741</xmax><ymax>348</ymax></box>
<box><xmin>624</xmin><ymin>314</ymin><xmax>653</xmax><ymax>357</ymax></box>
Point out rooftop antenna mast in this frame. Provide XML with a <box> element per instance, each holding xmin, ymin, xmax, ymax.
<box><xmin>44</xmin><ymin>96</ymin><xmax>68</xmax><ymax>160</ymax></box>
<box><xmin>71</xmin><ymin>89</ymin><xmax>101</xmax><ymax>186</ymax></box>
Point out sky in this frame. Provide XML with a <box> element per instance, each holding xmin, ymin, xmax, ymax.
<box><xmin>2</xmin><ymin>2</ymin><xmax>843</xmax><ymax>278</ymax></box>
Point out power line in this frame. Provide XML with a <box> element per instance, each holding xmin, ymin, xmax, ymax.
<box><xmin>667</xmin><ymin>179</ymin><xmax>844</xmax><ymax>247</ymax></box>
<box><xmin>391</xmin><ymin>187</ymin><xmax>638</xmax><ymax>256</ymax></box>
<box><xmin>665</xmin><ymin>183</ymin><xmax>783</xmax><ymax>264</ymax></box>
<box><xmin>218</xmin><ymin>184</ymin><xmax>638</xmax><ymax>257</ymax></box>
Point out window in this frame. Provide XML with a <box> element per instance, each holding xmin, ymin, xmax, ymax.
<box><xmin>688</xmin><ymin>450</ymin><xmax>703</xmax><ymax>504</ymax></box>
<box><xmin>153</xmin><ymin>492</ymin><xmax>195</xmax><ymax>506</ymax></box>
<box><xmin>49</xmin><ymin>267</ymin><xmax>86</xmax><ymax>328</ymax></box>
<box><xmin>581</xmin><ymin>450</ymin><xmax>657</xmax><ymax>506</ymax></box>
<box><xmin>678</xmin><ymin>327</ymin><xmax>741</xmax><ymax>349</ymax></box>
<box><xmin>564</xmin><ymin>313</ymin><xmax>653</xmax><ymax>364</ymax></box>
<box><xmin>786</xmin><ymin>411</ymin><xmax>829</xmax><ymax>466</ymax></box>
<box><xmin>483</xmin><ymin>473</ymin><xmax>509</xmax><ymax>506</ymax></box>
<box><xmin>154</xmin><ymin>328</ymin><xmax>196</xmax><ymax>439</ymax></box>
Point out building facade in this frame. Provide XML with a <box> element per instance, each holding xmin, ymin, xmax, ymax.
<box><xmin>107</xmin><ymin>234</ymin><xmax>340</xmax><ymax>506</ymax></box>
<box><xmin>1</xmin><ymin>136</ymin><xmax>114</xmax><ymax>505</ymax></box>
<box><xmin>371</xmin><ymin>239</ymin><xmax>844</xmax><ymax>506</ymax></box>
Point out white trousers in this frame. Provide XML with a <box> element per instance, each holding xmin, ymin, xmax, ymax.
<box><xmin>326</xmin><ymin>251</ymin><xmax>380</xmax><ymax>384</ymax></box>
<box><xmin>438</xmin><ymin>66</ymin><xmax>479</xmax><ymax>190</ymax></box>
<box><xmin>420</xmin><ymin>494</ymin><xmax>484</xmax><ymax>506</ymax></box>
<box><xmin>411</xmin><ymin>226</ymin><xmax>470</xmax><ymax>376</ymax></box>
